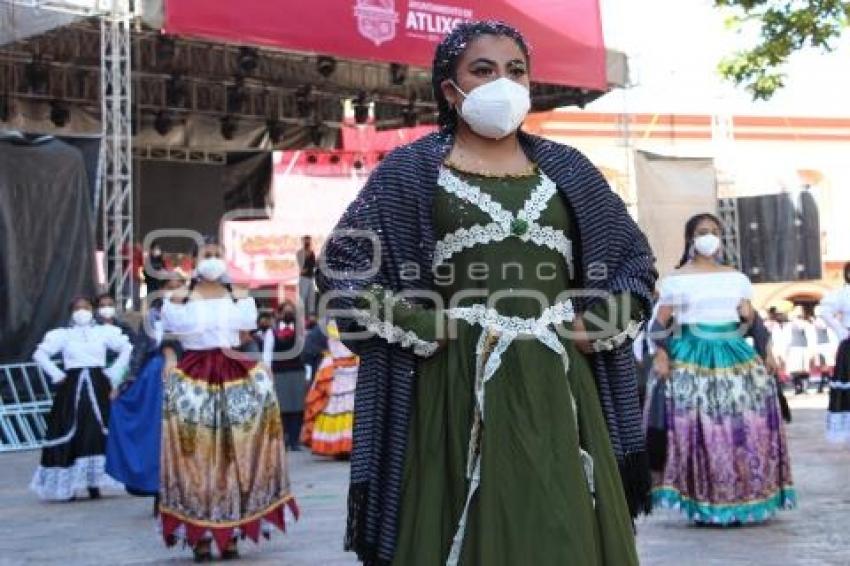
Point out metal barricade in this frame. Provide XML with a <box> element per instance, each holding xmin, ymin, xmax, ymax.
<box><xmin>0</xmin><ymin>362</ymin><xmax>54</xmax><ymax>452</ymax></box>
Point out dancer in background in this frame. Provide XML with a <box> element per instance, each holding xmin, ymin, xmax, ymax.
<box><xmin>267</xmin><ymin>301</ymin><xmax>307</xmax><ymax>451</ymax></box>
<box><xmin>159</xmin><ymin>238</ymin><xmax>297</xmax><ymax>562</ymax></box>
<box><xmin>95</xmin><ymin>292</ymin><xmax>137</xmax><ymax>394</ymax></box>
<box><xmin>785</xmin><ymin>306</ymin><xmax>817</xmax><ymax>394</ymax></box>
<box><xmin>821</xmin><ymin>262</ymin><xmax>850</xmax><ymax>442</ymax></box>
<box><xmin>301</xmin><ymin>319</ymin><xmax>357</xmax><ymax>457</ymax></box>
<box><xmin>649</xmin><ymin>213</ymin><xmax>795</xmax><ymax>524</ymax></box>
<box><xmin>31</xmin><ymin>296</ymin><xmax>132</xmax><ymax>501</ymax></box>
<box><xmin>95</xmin><ymin>293</ymin><xmax>136</xmax><ymax>339</ymax></box>
<box><xmin>812</xmin><ymin>305</ymin><xmax>838</xmax><ymax>393</ymax></box>
<box><xmin>105</xmin><ymin>277</ymin><xmax>184</xmax><ymax>514</ymax></box>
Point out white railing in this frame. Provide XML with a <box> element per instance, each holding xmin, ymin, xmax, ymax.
<box><xmin>0</xmin><ymin>362</ymin><xmax>54</xmax><ymax>452</ymax></box>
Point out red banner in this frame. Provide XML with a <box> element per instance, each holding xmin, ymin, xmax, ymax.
<box><xmin>164</xmin><ymin>0</ymin><xmax>606</xmax><ymax>89</ymax></box>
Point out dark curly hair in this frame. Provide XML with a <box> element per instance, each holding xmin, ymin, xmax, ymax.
<box><xmin>432</xmin><ymin>21</ymin><xmax>530</xmax><ymax>132</ymax></box>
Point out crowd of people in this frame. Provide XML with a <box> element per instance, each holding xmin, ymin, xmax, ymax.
<box><xmin>29</xmin><ymin>234</ymin><xmax>356</xmax><ymax>561</ymax></box>
<box><xmin>21</xmin><ymin>19</ymin><xmax>850</xmax><ymax>566</ymax></box>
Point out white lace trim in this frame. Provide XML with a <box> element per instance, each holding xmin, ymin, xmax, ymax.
<box><xmin>351</xmin><ymin>309</ymin><xmax>439</xmax><ymax>357</ymax></box>
<box><xmin>435</xmin><ymin>168</ymin><xmax>573</xmax><ymax>275</ymax></box>
<box><xmin>445</xmin><ymin>298</ymin><xmax>594</xmax><ymax>566</ymax></box>
<box><xmin>30</xmin><ymin>455</ymin><xmax>123</xmax><ymax>501</ymax></box>
<box><xmin>437</xmin><ymin>166</ymin><xmax>515</xmax><ymax>224</ymax></box>
<box><xmin>446</xmin><ymin>300</ymin><xmax>576</xmax><ymax>336</ymax></box>
<box><xmin>592</xmin><ymin>319</ymin><xmax>643</xmax><ymax>353</ymax></box>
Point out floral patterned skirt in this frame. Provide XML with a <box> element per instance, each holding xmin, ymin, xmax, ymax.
<box><xmin>649</xmin><ymin>323</ymin><xmax>796</xmax><ymax>524</ymax></box>
<box><xmin>160</xmin><ymin>349</ymin><xmax>298</xmax><ymax>553</ymax></box>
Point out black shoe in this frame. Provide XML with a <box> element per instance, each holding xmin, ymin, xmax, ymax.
<box><xmin>221</xmin><ymin>545</ymin><xmax>239</xmax><ymax>560</ymax></box>
<box><xmin>193</xmin><ymin>543</ymin><xmax>213</xmax><ymax>563</ymax></box>
<box><xmin>88</xmin><ymin>488</ymin><xmax>101</xmax><ymax>500</ymax></box>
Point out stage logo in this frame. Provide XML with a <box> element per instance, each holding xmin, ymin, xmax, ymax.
<box><xmin>354</xmin><ymin>0</ymin><xmax>400</xmax><ymax>46</ymax></box>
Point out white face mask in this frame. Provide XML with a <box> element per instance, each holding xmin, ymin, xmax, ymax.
<box><xmin>693</xmin><ymin>234</ymin><xmax>721</xmax><ymax>257</ymax></box>
<box><xmin>72</xmin><ymin>309</ymin><xmax>93</xmax><ymax>326</ymax></box>
<box><xmin>452</xmin><ymin>77</ymin><xmax>531</xmax><ymax>139</ymax></box>
<box><xmin>196</xmin><ymin>257</ymin><xmax>227</xmax><ymax>281</ymax></box>
<box><xmin>98</xmin><ymin>306</ymin><xmax>116</xmax><ymax>320</ymax></box>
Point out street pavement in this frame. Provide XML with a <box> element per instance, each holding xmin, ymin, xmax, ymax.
<box><xmin>0</xmin><ymin>393</ymin><xmax>847</xmax><ymax>565</ymax></box>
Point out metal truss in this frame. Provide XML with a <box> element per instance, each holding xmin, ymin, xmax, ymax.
<box><xmin>99</xmin><ymin>3</ymin><xmax>133</xmax><ymax>308</ymax></box>
<box><xmin>132</xmin><ymin>144</ymin><xmax>227</xmax><ymax>164</ymax></box>
<box><xmin>718</xmin><ymin>197</ymin><xmax>742</xmax><ymax>270</ymax></box>
<box><xmin>712</xmin><ymin>108</ymin><xmax>740</xmax><ymax>270</ymax></box>
<box><xmin>1</xmin><ymin>0</ymin><xmax>110</xmax><ymax>16</ymax></box>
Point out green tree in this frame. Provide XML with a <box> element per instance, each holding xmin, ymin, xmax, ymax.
<box><xmin>716</xmin><ymin>0</ymin><xmax>849</xmax><ymax>99</ymax></box>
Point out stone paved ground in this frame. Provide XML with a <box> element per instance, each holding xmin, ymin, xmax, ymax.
<box><xmin>1</xmin><ymin>394</ymin><xmax>847</xmax><ymax>565</ymax></box>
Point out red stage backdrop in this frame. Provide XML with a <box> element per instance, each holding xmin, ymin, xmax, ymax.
<box><xmin>164</xmin><ymin>0</ymin><xmax>606</xmax><ymax>89</ymax></box>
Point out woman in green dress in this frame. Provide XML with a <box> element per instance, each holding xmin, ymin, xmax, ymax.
<box><xmin>317</xmin><ymin>21</ymin><xmax>656</xmax><ymax>566</ymax></box>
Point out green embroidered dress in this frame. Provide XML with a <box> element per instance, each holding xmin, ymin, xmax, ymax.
<box><xmin>369</xmin><ymin>165</ymin><xmax>639</xmax><ymax>566</ymax></box>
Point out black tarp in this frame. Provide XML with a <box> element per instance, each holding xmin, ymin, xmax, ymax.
<box><xmin>0</xmin><ymin>134</ymin><xmax>96</xmax><ymax>362</ymax></box>
<box><xmin>135</xmin><ymin>151</ymin><xmax>271</xmax><ymax>251</ymax></box>
<box><xmin>58</xmin><ymin>135</ymin><xmax>101</xmax><ymax>209</ymax></box>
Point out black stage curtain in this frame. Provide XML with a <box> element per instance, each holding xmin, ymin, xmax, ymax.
<box><xmin>134</xmin><ymin>151</ymin><xmax>271</xmax><ymax>252</ymax></box>
<box><xmin>0</xmin><ymin>134</ymin><xmax>96</xmax><ymax>362</ymax></box>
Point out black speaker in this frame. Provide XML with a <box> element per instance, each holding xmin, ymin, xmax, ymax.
<box><xmin>736</xmin><ymin>191</ymin><xmax>821</xmax><ymax>283</ymax></box>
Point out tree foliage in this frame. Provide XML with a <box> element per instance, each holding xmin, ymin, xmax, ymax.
<box><xmin>715</xmin><ymin>0</ymin><xmax>850</xmax><ymax>99</ymax></box>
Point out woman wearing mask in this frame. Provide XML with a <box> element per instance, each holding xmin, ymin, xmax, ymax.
<box><xmin>648</xmin><ymin>213</ymin><xmax>795</xmax><ymax>524</ymax></box>
<box><xmin>318</xmin><ymin>21</ymin><xmax>654</xmax><ymax>566</ymax></box>
<box><xmin>95</xmin><ymin>293</ymin><xmax>136</xmax><ymax>393</ymax></box>
<box><xmin>106</xmin><ymin>277</ymin><xmax>184</xmax><ymax>514</ymax></box>
<box><xmin>159</xmin><ymin>238</ymin><xmax>297</xmax><ymax>562</ymax></box>
<box><xmin>266</xmin><ymin>300</ymin><xmax>307</xmax><ymax>451</ymax></box>
<box><xmin>31</xmin><ymin>296</ymin><xmax>132</xmax><ymax>501</ymax></box>
<box><xmin>95</xmin><ymin>293</ymin><xmax>136</xmax><ymax>338</ymax></box>
<box><xmin>784</xmin><ymin>306</ymin><xmax>817</xmax><ymax>395</ymax></box>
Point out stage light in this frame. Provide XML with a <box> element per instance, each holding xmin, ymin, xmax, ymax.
<box><xmin>329</xmin><ymin>154</ymin><xmax>340</xmax><ymax>165</ymax></box>
<box><xmin>154</xmin><ymin>110</ymin><xmax>172</xmax><ymax>135</ymax></box>
<box><xmin>309</xmin><ymin>121</ymin><xmax>324</xmax><ymax>146</ymax></box>
<box><xmin>295</xmin><ymin>85</ymin><xmax>313</xmax><ymax>118</ymax></box>
<box><xmin>156</xmin><ymin>35</ymin><xmax>176</xmax><ymax>64</ymax></box>
<box><xmin>402</xmin><ymin>100</ymin><xmax>417</xmax><ymax>128</ymax></box>
<box><xmin>353</xmin><ymin>91</ymin><xmax>369</xmax><ymax>125</ymax></box>
<box><xmin>267</xmin><ymin>118</ymin><xmax>284</xmax><ymax>144</ymax></box>
<box><xmin>226</xmin><ymin>76</ymin><xmax>246</xmax><ymax>113</ymax></box>
<box><xmin>389</xmin><ymin>63</ymin><xmax>407</xmax><ymax>86</ymax></box>
<box><xmin>131</xmin><ymin>106</ymin><xmax>140</xmax><ymax>136</ymax></box>
<box><xmin>238</xmin><ymin>47</ymin><xmax>259</xmax><ymax>74</ymax></box>
<box><xmin>0</xmin><ymin>95</ymin><xmax>9</xmax><ymax>122</ymax></box>
<box><xmin>316</xmin><ymin>56</ymin><xmax>337</xmax><ymax>78</ymax></box>
<box><xmin>49</xmin><ymin>100</ymin><xmax>69</xmax><ymax>127</ymax></box>
<box><xmin>25</xmin><ymin>59</ymin><xmax>49</xmax><ymax>94</ymax></box>
<box><xmin>306</xmin><ymin>154</ymin><xmax>318</xmax><ymax>164</ymax></box>
<box><xmin>166</xmin><ymin>73</ymin><xmax>188</xmax><ymax>107</ymax></box>
<box><xmin>220</xmin><ymin>115</ymin><xmax>237</xmax><ymax>140</ymax></box>
<box><xmin>353</xmin><ymin>159</ymin><xmax>364</xmax><ymax>170</ymax></box>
